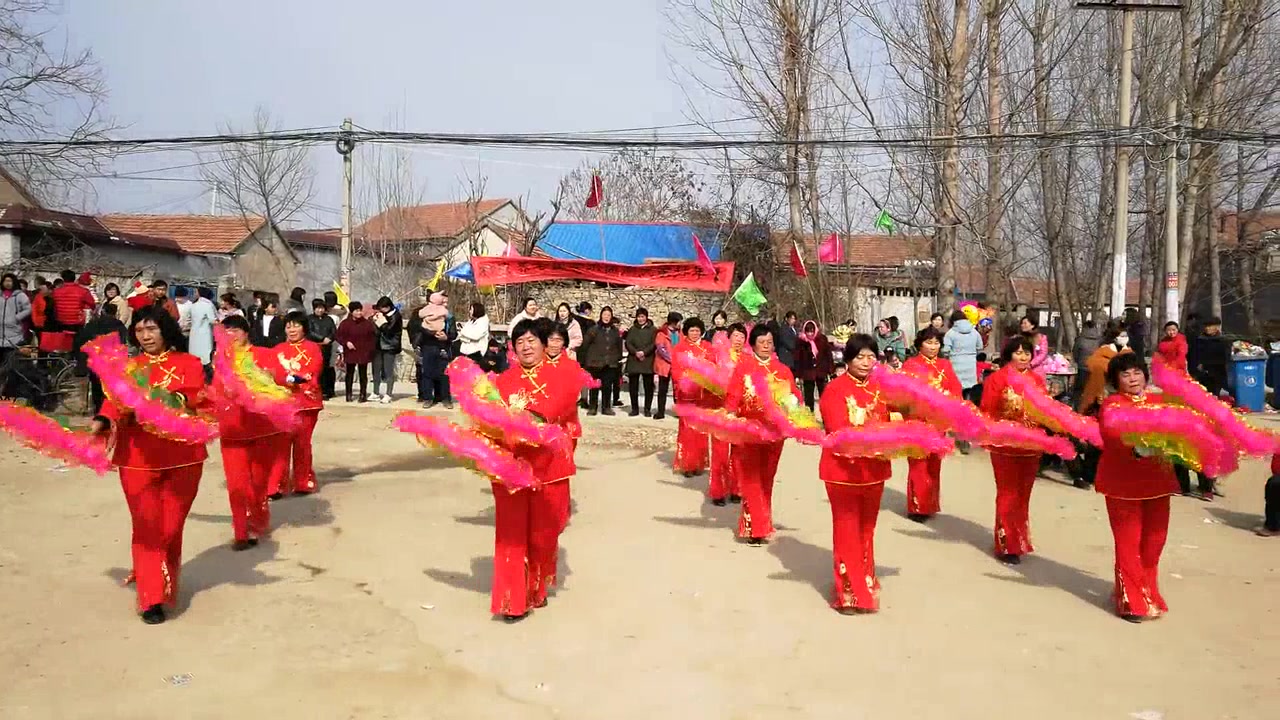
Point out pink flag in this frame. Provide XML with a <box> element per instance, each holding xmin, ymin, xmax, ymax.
<box><xmin>693</xmin><ymin>233</ymin><xmax>715</xmax><ymax>276</ymax></box>
<box><xmin>502</xmin><ymin>241</ymin><xmax>521</xmax><ymax>258</ymax></box>
<box><xmin>816</xmin><ymin>232</ymin><xmax>843</xmax><ymax>264</ymax></box>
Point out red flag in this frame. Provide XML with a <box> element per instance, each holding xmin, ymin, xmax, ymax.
<box><xmin>789</xmin><ymin>240</ymin><xmax>808</xmax><ymax>277</ymax></box>
<box><xmin>817</xmin><ymin>232</ymin><xmax>843</xmax><ymax>264</ymax></box>
<box><xmin>692</xmin><ymin>233</ymin><xmax>715</xmax><ymax>276</ymax></box>
<box><xmin>585</xmin><ymin>173</ymin><xmax>603</xmax><ymax>209</ymax></box>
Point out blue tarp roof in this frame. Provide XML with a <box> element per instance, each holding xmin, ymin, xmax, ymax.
<box><xmin>535</xmin><ymin>221</ymin><xmax>728</xmax><ymax>264</ymax></box>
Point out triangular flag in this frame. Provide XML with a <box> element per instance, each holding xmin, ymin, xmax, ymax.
<box><xmin>732</xmin><ymin>272</ymin><xmax>768</xmax><ymax>316</ymax></box>
<box><xmin>501</xmin><ymin>241</ymin><xmax>521</xmax><ymax>258</ymax></box>
<box><xmin>874</xmin><ymin>209</ymin><xmax>895</xmax><ymax>234</ymax></box>
<box><xmin>789</xmin><ymin>240</ymin><xmax>808</xmax><ymax>277</ymax></box>
<box><xmin>585</xmin><ymin>173</ymin><xmax>603</xmax><ymax>209</ymax></box>
<box><xmin>692</xmin><ymin>233</ymin><xmax>715</xmax><ymax>276</ymax></box>
<box><xmin>817</xmin><ymin>232</ymin><xmax>843</xmax><ymax>263</ymax></box>
<box><xmin>424</xmin><ymin>259</ymin><xmax>446</xmax><ymax>291</ymax></box>
<box><xmin>332</xmin><ymin>281</ymin><xmax>350</xmax><ymax>307</ymax></box>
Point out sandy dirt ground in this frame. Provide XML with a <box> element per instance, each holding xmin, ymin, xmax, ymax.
<box><xmin>1</xmin><ymin>403</ymin><xmax>1278</xmax><ymax>720</ymax></box>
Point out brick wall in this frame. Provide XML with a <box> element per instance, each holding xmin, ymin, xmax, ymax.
<box><xmin>521</xmin><ymin>282</ymin><xmax>727</xmax><ymax>324</ymax></box>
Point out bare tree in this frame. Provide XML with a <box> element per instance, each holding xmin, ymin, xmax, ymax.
<box><xmin>557</xmin><ymin>148</ymin><xmax>703</xmax><ymax>222</ymax></box>
<box><xmin>0</xmin><ymin>0</ymin><xmax>116</xmax><ymax>206</ymax></box>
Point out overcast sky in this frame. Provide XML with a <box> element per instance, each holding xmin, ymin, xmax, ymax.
<box><xmin>62</xmin><ymin>0</ymin><xmax>713</xmax><ymax>223</ymax></box>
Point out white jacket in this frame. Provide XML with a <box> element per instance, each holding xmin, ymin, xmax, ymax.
<box><xmin>458</xmin><ymin>316</ymin><xmax>490</xmax><ymax>356</ymax></box>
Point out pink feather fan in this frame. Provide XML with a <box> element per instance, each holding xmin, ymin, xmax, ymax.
<box><xmin>1005</xmin><ymin>369</ymin><xmax>1102</xmax><ymax>447</ymax></box>
<box><xmin>983</xmin><ymin>420</ymin><xmax>1078</xmax><ymax>459</ymax></box>
<box><xmin>211</xmin><ymin>326</ymin><xmax>300</xmax><ymax>432</ymax></box>
<box><xmin>673</xmin><ymin>404</ymin><xmax>781</xmax><ymax>445</ymax></box>
<box><xmin>675</xmin><ymin>352</ymin><xmax>732</xmax><ymax>398</ymax></box>
<box><xmin>751</xmin><ymin>370</ymin><xmax>824</xmax><ymax>445</ymax></box>
<box><xmin>1151</xmin><ymin>358</ymin><xmax>1278</xmax><ymax>457</ymax></box>
<box><xmin>871</xmin><ymin>366</ymin><xmax>986</xmax><ymax>440</ymax></box>
<box><xmin>84</xmin><ymin>335</ymin><xmax>218</xmax><ymax>444</ymax></box>
<box><xmin>1103</xmin><ymin>402</ymin><xmax>1237</xmax><ymax>477</ymax></box>
<box><xmin>823</xmin><ymin>420</ymin><xmax>954</xmax><ymax>459</ymax></box>
<box><xmin>445</xmin><ymin>357</ymin><xmax>569</xmax><ymax>449</ymax></box>
<box><xmin>393</xmin><ymin>413</ymin><xmax>537</xmax><ymax>491</ymax></box>
<box><xmin>0</xmin><ymin>402</ymin><xmax>112</xmax><ymax>474</ymax></box>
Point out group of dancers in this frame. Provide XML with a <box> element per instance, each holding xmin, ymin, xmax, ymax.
<box><xmin>1</xmin><ymin>304</ymin><xmax>1270</xmax><ymax>626</ymax></box>
<box><xmin>658</xmin><ymin>319</ymin><xmax>1273</xmax><ymax>621</ymax></box>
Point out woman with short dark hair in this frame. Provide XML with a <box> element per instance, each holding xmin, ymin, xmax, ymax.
<box><xmin>89</xmin><ymin>305</ymin><xmax>209</xmax><ymax>625</ymax></box>
<box><xmin>723</xmin><ymin>323</ymin><xmax>803</xmax><ymax>545</ymax></box>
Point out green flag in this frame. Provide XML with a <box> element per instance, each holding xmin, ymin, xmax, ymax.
<box><xmin>732</xmin><ymin>272</ymin><xmax>768</xmax><ymax>316</ymax></box>
<box><xmin>874</xmin><ymin>208</ymin><xmax>895</xmax><ymax>234</ymax></box>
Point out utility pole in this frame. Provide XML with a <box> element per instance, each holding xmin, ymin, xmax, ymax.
<box><xmin>1076</xmin><ymin>2</ymin><xmax>1183</xmax><ymax>318</ymax></box>
<box><xmin>209</xmin><ymin>181</ymin><xmax>220</xmax><ymax>215</ymax></box>
<box><xmin>1164</xmin><ymin>99</ymin><xmax>1179</xmax><ymax>323</ymax></box>
<box><xmin>336</xmin><ymin>118</ymin><xmax>356</xmax><ymax>298</ymax></box>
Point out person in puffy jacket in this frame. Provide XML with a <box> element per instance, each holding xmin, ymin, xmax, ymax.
<box><xmin>624</xmin><ymin>308</ymin><xmax>658</xmax><ymax>416</ymax></box>
<box><xmin>1155</xmin><ymin>321</ymin><xmax>1187</xmax><ymax>372</ymax></box>
<box><xmin>0</xmin><ymin>272</ymin><xmax>32</xmax><ymax>353</ymax></box>
<box><xmin>943</xmin><ymin>310</ymin><xmax>983</xmax><ymax>397</ymax></box>
<box><xmin>580</xmin><ymin>306</ymin><xmax>623</xmax><ymax>415</ymax></box>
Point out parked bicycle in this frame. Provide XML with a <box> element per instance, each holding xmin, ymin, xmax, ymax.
<box><xmin>0</xmin><ymin>348</ymin><xmax>90</xmax><ymax>416</ymax></box>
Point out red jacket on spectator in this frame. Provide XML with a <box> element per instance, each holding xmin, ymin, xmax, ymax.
<box><xmin>1155</xmin><ymin>333</ymin><xmax>1188</xmax><ymax>372</ymax></box>
<box><xmin>335</xmin><ymin>315</ymin><xmax>376</xmax><ymax>365</ymax></box>
<box><xmin>50</xmin><ymin>282</ymin><xmax>95</xmax><ymax>328</ymax></box>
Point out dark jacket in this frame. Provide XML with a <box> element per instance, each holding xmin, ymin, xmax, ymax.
<box><xmin>336</xmin><ymin>316</ymin><xmax>377</xmax><ymax>365</ymax></box>
<box><xmin>1192</xmin><ymin>333</ymin><xmax>1231</xmax><ymax>394</ymax></box>
<box><xmin>74</xmin><ymin>315</ymin><xmax>127</xmax><ymax>373</ymax></box>
<box><xmin>794</xmin><ymin>331</ymin><xmax>834</xmax><ymax>381</ymax></box>
<box><xmin>581</xmin><ymin>320</ymin><xmax>623</xmax><ymax>370</ymax></box>
<box><xmin>624</xmin><ymin>320</ymin><xmax>658</xmax><ymax>374</ymax></box>
<box><xmin>251</xmin><ymin>314</ymin><xmax>286</xmax><ymax>348</ymax></box>
<box><xmin>1072</xmin><ymin>325</ymin><xmax>1101</xmax><ymax>369</ymax></box>
<box><xmin>772</xmin><ymin>320</ymin><xmax>799</xmax><ymax>369</ymax></box>
<box><xmin>307</xmin><ymin>314</ymin><xmax>337</xmax><ymax>357</ymax></box>
<box><xmin>374</xmin><ymin>309</ymin><xmax>403</xmax><ymax>354</ymax></box>
<box><xmin>575</xmin><ymin>314</ymin><xmax>596</xmax><ymax>337</ymax></box>
<box><xmin>406</xmin><ymin>305</ymin><xmax>426</xmax><ymax>349</ymax></box>
<box><xmin>417</xmin><ymin>314</ymin><xmax>457</xmax><ymax>359</ymax></box>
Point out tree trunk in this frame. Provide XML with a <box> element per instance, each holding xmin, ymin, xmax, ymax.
<box><xmin>984</xmin><ymin>0</ymin><xmax>1007</xmax><ymax>349</ymax></box>
<box><xmin>934</xmin><ymin>0</ymin><xmax>974</xmax><ymax>315</ymax></box>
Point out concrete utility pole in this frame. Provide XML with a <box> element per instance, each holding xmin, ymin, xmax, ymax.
<box><xmin>1164</xmin><ymin>98</ymin><xmax>1180</xmax><ymax>323</ymax></box>
<box><xmin>1076</xmin><ymin>2</ymin><xmax>1183</xmax><ymax>318</ymax></box>
<box><xmin>337</xmin><ymin>118</ymin><xmax>356</xmax><ymax>298</ymax></box>
<box><xmin>209</xmin><ymin>181</ymin><xmax>220</xmax><ymax>215</ymax></box>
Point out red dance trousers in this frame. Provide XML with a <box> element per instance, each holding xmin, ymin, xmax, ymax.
<box><xmin>221</xmin><ymin>434</ymin><xmax>288</xmax><ymax>541</ymax></box>
<box><xmin>991</xmin><ymin>453</ymin><xmax>1040</xmax><ymax>557</ymax></box>
<box><xmin>825</xmin><ymin>481</ymin><xmax>884</xmax><ymax>611</ymax></box>
<box><xmin>906</xmin><ymin>454</ymin><xmax>943</xmax><ymax>516</ymax></box>
<box><xmin>282</xmin><ymin>410</ymin><xmax>319</xmax><ymax>495</ymax></box>
<box><xmin>1105</xmin><ymin>496</ymin><xmax>1171</xmax><ymax>618</ymax></box>
<box><xmin>120</xmin><ymin>464</ymin><xmax>203</xmax><ymax>611</ymax></box>
<box><xmin>674</xmin><ymin>419</ymin><xmax>710</xmax><ymax>474</ymax></box>
<box><xmin>736</xmin><ymin>441</ymin><xmax>784</xmax><ymax>539</ymax></box>
<box><xmin>490</xmin><ymin>480</ymin><xmax>569</xmax><ymax>617</ymax></box>
<box><xmin>709</xmin><ymin>439</ymin><xmax>738</xmax><ymax>500</ymax></box>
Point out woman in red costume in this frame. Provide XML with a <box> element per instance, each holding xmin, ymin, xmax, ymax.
<box><xmin>980</xmin><ymin>335</ymin><xmax>1048</xmax><ymax>565</ymax></box>
<box><xmin>541</xmin><ymin>319</ymin><xmax>582</xmax><ymax>532</ymax></box>
<box><xmin>901</xmin><ymin>327</ymin><xmax>962</xmax><ymax>522</ymax></box>
<box><xmin>1096</xmin><ymin>353</ymin><xmax>1182</xmax><ymax>622</ymax></box>
<box><xmin>710</xmin><ymin>324</ymin><xmax>749</xmax><ymax>505</ymax></box>
<box><xmin>212</xmin><ymin>315</ymin><xmax>290</xmax><ymax>550</ymax></box>
<box><xmin>491</xmin><ymin>319</ymin><xmax>581</xmax><ymax>621</ymax></box>
<box><xmin>670</xmin><ymin>317</ymin><xmax>713</xmax><ymax>480</ymax></box>
<box><xmin>265</xmin><ymin>311</ymin><xmax>323</xmax><ymax>498</ymax></box>
<box><xmin>818</xmin><ymin>334</ymin><xmax>892</xmax><ymax>613</ymax></box>
<box><xmin>723</xmin><ymin>323</ymin><xmax>802</xmax><ymax>544</ymax></box>
<box><xmin>91</xmin><ymin>306</ymin><xmax>208</xmax><ymax>625</ymax></box>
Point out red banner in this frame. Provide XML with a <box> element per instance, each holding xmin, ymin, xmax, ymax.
<box><xmin>471</xmin><ymin>256</ymin><xmax>736</xmax><ymax>292</ymax></box>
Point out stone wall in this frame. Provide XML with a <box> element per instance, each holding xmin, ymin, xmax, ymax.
<box><xmin>520</xmin><ymin>281</ymin><xmax>727</xmax><ymax>324</ymax></box>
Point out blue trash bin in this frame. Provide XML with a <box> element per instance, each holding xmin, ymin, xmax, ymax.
<box><xmin>1230</xmin><ymin>358</ymin><xmax>1267</xmax><ymax>412</ymax></box>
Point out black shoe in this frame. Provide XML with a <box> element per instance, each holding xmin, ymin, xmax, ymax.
<box><xmin>587</xmin><ymin>407</ymin><xmax>598</xmax><ymax>416</ymax></box>
<box><xmin>232</xmin><ymin>539</ymin><xmax>254</xmax><ymax>551</ymax></box>
<box><xmin>268</xmin><ymin>493</ymin><xmax>284</xmax><ymax>501</ymax></box>
<box><xmin>248</xmin><ymin>538</ymin><xmax>259</xmax><ymax>547</ymax></box>
<box><xmin>423</xmin><ymin>401</ymin><xmax>436</xmax><ymax>410</ymax></box>
<box><xmin>728</xmin><ymin>494</ymin><xmax>742</xmax><ymax>504</ymax></box>
<box><xmin>907</xmin><ymin>513</ymin><xmax>929</xmax><ymax>523</ymax></box>
<box><xmin>345</xmin><ymin>395</ymin><xmax>353</xmax><ymax>403</ymax></box>
<box><xmin>711</xmin><ymin>498</ymin><xmax>727</xmax><ymax>507</ymax></box>
<box><xmin>602</xmin><ymin>407</ymin><xmax>616</xmax><ymax>416</ymax></box>
<box><xmin>141</xmin><ymin>605</ymin><xmax>166</xmax><ymax>625</ymax></box>
<box><xmin>501</xmin><ymin>613</ymin><xmax>529</xmax><ymax>624</ymax></box>
<box><xmin>358</xmin><ymin>396</ymin><xmax>369</xmax><ymax>403</ymax></box>
<box><xmin>746</xmin><ymin>537</ymin><xmax>765</xmax><ymax>546</ymax></box>
<box><xmin>1120</xmin><ymin>614</ymin><xmax>1143</xmax><ymax>624</ymax></box>
<box><xmin>653</xmin><ymin>413</ymin><xmax>665</xmax><ymax>420</ymax></box>
<box><xmin>999</xmin><ymin>553</ymin><xmax>1022</xmax><ymax>566</ymax></box>
<box><xmin>628</xmin><ymin>409</ymin><xmax>640</xmax><ymax>417</ymax></box>
<box><xmin>644</xmin><ymin>409</ymin><xmax>652</xmax><ymax>417</ymax></box>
